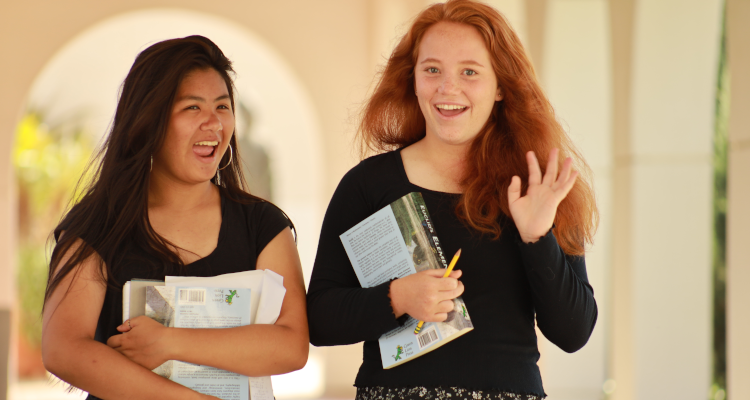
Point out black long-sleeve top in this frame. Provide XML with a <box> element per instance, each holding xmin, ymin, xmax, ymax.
<box><xmin>307</xmin><ymin>149</ymin><xmax>597</xmax><ymax>397</ymax></box>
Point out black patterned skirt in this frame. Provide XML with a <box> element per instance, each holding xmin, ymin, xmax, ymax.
<box><xmin>355</xmin><ymin>387</ymin><xmax>543</xmax><ymax>400</ymax></box>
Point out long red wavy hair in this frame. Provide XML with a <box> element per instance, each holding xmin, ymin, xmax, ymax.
<box><xmin>357</xmin><ymin>0</ymin><xmax>598</xmax><ymax>255</ymax></box>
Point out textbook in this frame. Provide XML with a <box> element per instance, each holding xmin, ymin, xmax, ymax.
<box><xmin>146</xmin><ymin>285</ymin><xmax>252</xmax><ymax>399</ymax></box>
<box><xmin>339</xmin><ymin>192</ymin><xmax>473</xmax><ymax>369</ymax></box>
<box><xmin>123</xmin><ymin>270</ymin><xmax>285</xmax><ymax>400</ymax></box>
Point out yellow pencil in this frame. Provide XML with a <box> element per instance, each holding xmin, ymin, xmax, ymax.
<box><xmin>414</xmin><ymin>248</ymin><xmax>462</xmax><ymax>335</ymax></box>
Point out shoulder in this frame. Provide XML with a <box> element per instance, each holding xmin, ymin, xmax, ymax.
<box><xmin>250</xmin><ymin>201</ymin><xmax>292</xmax><ymax>228</ymax></box>
<box><xmin>350</xmin><ymin>149</ymin><xmax>402</xmax><ymax>177</ymax></box>
<box><xmin>54</xmin><ymin>202</ymin><xmax>83</xmax><ymax>241</ymax></box>
<box><xmin>324</xmin><ymin>149</ymin><xmax>414</xmax><ymax>228</ymax></box>
<box><xmin>222</xmin><ymin>194</ymin><xmax>292</xmax><ymax>250</ymax></box>
<box><xmin>53</xmin><ymin>202</ymin><xmax>99</xmax><ymax>252</ymax></box>
<box><xmin>337</xmin><ymin>149</ymin><xmax>406</xmax><ymax>196</ymax></box>
<box><xmin>224</xmin><ymin>195</ymin><xmax>290</xmax><ymax>228</ymax></box>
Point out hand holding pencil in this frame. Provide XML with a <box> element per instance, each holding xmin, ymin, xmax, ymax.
<box><xmin>414</xmin><ymin>249</ymin><xmax>462</xmax><ymax>334</ymax></box>
<box><xmin>388</xmin><ymin>249</ymin><xmax>464</xmax><ymax>324</ymax></box>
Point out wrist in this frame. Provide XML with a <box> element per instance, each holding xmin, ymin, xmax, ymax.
<box><xmin>161</xmin><ymin>326</ymin><xmax>179</xmax><ymax>361</ymax></box>
<box><xmin>519</xmin><ymin>225</ymin><xmax>555</xmax><ymax>244</ymax></box>
<box><xmin>389</xmin><ymin>280</ymin><xmax>406</xmax><ymax>318</ymax></box>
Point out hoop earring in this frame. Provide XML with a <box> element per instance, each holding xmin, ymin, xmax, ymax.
<box><xmin>218</xmin><ymin>145</ymin><xmax>233</xmax><ymax>171</ymax></box>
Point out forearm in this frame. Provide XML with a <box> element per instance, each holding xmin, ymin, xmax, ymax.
<box><xmin>44</xmin><ymin>337</ymin><xmax>207</xmax><ymax>400</ymax></box>
<box><xmin>167</xmin><ymin>323</ymin><xmax>308</xmax><ymax>376</ymax></box>
<box><xmin>42</xmin><ymin>242</ymin><xmax>213</xmax><ymax>400</ymax></box>
<box><xmin>307</xmin><ymin>161</ymin><xmax>405</xmax><ymax>345</ymax></box>
<box><xmin>307</xmin><ymin>281</ymin><xmax>400</xmax><ymax>346</ymax></box>
<box><xmin>518</xmin><ymin>229</ymin><xmax>597</xmax><ymax>352</ymax></box>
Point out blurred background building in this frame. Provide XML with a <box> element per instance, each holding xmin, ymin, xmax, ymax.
<box><xmin>0</xmin><ymin>0</ymin><xmax>748</xmax><ymax>399</ymax></box>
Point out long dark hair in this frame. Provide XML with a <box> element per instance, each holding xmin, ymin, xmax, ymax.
<box><xmin>45</xmin><ymin>35</ymin><xmax>264</xmax><ymax>305</ymax></box>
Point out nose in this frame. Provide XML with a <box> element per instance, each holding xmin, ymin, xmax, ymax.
<box><xmin>202</xmin><ymin>110</ymin><xmax>223</xmax><ymax>133</ymax></box>
<box><xmin>438</xmin><ymin>74</ymin><xmax>459</xmax><ymax>94</ymax></box>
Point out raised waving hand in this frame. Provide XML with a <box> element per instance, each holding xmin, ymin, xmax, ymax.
<box><xmin>508</xmin><ymin>148</ymin><xmax>578</xmax><ymax>243</ymax></box>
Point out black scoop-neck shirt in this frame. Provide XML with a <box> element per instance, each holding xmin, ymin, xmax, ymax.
<box><xmin>55</xmin><ymin>192</ymin><xmax>290</xmax><ymax>400</ymax></box>
<box><xmin>307</xmin><ymin>149</ymin><xmax>597</xmax><ymax>397</ymax></box>
<box><xmin>88</xmin><ymin>195</ymin><xmax>290</xmax><ymax>343</ymax></box>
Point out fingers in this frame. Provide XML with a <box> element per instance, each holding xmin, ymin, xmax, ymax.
<box><xmin>508</xmin><ymin>175</ymin><xmax>522</xmax><ymax>204</ymax></box>
<box><xmin>116</xmin><ymin>319</ymin><xmax>132</xmax><ymax>332</ymax></box>
<box><xmin>430</xmin><ymin>295</ymin><xmax>466</xmax><ymax>322</ymax></box>
<box><xmin>422</xmin><ymin>268</ymin><xmax>462</xmax><ymax>280</ymax></box>
<box><xmin>446</xmin><ymin>280</ymin><xmax>465</xmax><ymax>298</ymax></box>
<box><xmin>550</xmin><ymin>156</ymin><xmax>578</xmax><ymax>201</ymax></box>
<box><xmin>557</xmin><ymin>170</ymin><xmax>579</xmax><ymax>200</ymax></box>
<box><xmin>436</xmin><ymin>300</ymin><xmax>455</xmax><ymax>314</ymax></box>
<box><xmin>445</xmin><ymin>269</ymin><xmax>462</xmax><ymax>279</ymax></box>
<box><xmin>553</xmin><ymin>156</ymin><xmax>573</xmax><ymax>188</ymax></box>
<box><xmin>542</xmin><ymin>148</ymin><xmax>559</xmax><ymax>186</ymax></box>
<box><xmin>393</xmin><ymin>268</ymin><xmax>465</xmax><ymax>322</ymax></box>
<box><xmin>423</xmin><ymin>269</ymin><xmax>450</xmax><ymax>278</ymax></box>
<box><xmin>526</xmin><ymin>151</ymin><xmax>542</xmax><ymax>185</ymax></box>
<box><xmin>437</xmin><ymin>275</ymin><xmax>462</xmax><ymax>291</ymax></box>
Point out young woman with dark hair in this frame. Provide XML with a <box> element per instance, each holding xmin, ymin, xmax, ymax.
<box><xmin>42</xmin><ymin>36</ymin><xmax>308</xmax><ymax>400</ymax></box>
<box><xmin>307</xmin><ymin>1</ymin><xmax>598</xmax><ymax>399</ymax></box>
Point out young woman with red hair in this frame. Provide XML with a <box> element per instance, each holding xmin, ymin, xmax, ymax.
<box><xmin>307</xmin><ymin>1</ymin><xmax>598</xmax><ymax>399</ymax></box>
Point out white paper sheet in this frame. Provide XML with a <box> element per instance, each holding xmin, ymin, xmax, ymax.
<box><xmin>255</xmin><ymin>270</ymin><xmax>285</xmax><ymax>325</ymax></box>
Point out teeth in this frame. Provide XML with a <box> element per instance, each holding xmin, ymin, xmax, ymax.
<box><xmin>436</xmin><ymin>104</ymin><xmax>467</xmax><ymax>110</ymax></box>
<box><xmin>195</xmin><ymin>141</ymin><xmax>218</xmax><ymax>146</ymax></box>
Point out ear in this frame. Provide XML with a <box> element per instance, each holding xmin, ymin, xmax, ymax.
<box><xmin>496</xmin><ymin>86</ymin><xmax>503</xmax><ymax>101</ymax></box>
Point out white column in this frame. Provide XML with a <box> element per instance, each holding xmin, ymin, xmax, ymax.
<box><xmin>538</xmin><ymin>1</ymin><xmax>612</xmax><ymax>399</ymax></box>
<box><xmin>0</xmin><ymin>58</ymin><xmax>20</xmax><ymax>400</ymax></box>
<box><xmin>0</xmin><ymin>162</ymin><xmax>14</xmax><ymax>400</ymax></box>
<box><xmin>611</xmin><ymin>0</ymin><xmax>722</xmax><ymax>399</ymax></box>
<box><xmin>726</xmin><ymin>0</ymin><xmax>750</xmax><ymax>398</ymax></box>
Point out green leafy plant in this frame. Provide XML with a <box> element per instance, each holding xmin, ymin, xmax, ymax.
<box><xmin>13</xmin><ymin>112</ymin><xmax>94</xmax><ymax>348</ymax></box>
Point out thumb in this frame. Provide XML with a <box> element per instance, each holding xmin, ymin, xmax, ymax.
<box><xmin>508</xmin><ymin>176</ymin><xmax>522</xmax><ymax>204</ymax></box>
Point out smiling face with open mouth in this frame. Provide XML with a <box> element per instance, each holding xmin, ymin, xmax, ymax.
<box><xmin>414</xmin><ymin>21</ymin><xmax>502</xmax><ymax>149</ymax></box>
<box><xmin>153</xmin><ymin>68</ymin><xmax>235</xmax><ymax>185</ymax></box>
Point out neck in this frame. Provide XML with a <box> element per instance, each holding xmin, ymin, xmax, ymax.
<box><xmin>419</xmin><ymin>134</ymin><xmax>470</xmax><ymax>183</ymax></box>
<box><xmin>148</xmin><ymin>172</ymin><xmax>218</xmax><ymax>212</ymax></box>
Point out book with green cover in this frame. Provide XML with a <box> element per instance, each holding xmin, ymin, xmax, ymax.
<box><xmin>122</xmin><ymin>270</ymin><xmax>286</xmax><ymax>400</ymax></box>
<box><xmin>339</xmin><ymin>192</ymin><xmax>473</xmax><ymax>369</ymax></box>
<box><xmin>145</xmin><ymin>286</ymin><xmax>252</xmax><ymax>399</ymax></box>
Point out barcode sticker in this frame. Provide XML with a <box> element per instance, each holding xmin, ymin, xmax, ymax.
<box><xmin>178</xmin><ymin>289</ymin><xmax>206</xmax><ymax>305</ymax></box>
<box><xmin>416</xmin><ymin>325</ymin><xmax>439</xmax><ymax>349</ymax></box>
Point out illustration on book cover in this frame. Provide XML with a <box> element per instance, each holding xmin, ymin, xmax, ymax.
<box><xmin>340</xmin><ymin>192</ymin><xmax>473</xmax><ymax>368</ymax></box>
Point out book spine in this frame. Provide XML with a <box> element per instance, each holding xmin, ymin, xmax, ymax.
<box><xmin>416</xmin><ymin>201</ymin><xmax>448</xmax><ymax>269</ymax></box>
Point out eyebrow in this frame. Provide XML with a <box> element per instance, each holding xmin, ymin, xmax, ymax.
<box><xmin>419</xmin><ymin>58</ymin><xmax>485</xmax><ymax>68</ymax></box>
<box><xmin>176</xmin><ymin>94</ymin><xmax>230</xmax><ymax>102</ymax></box>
